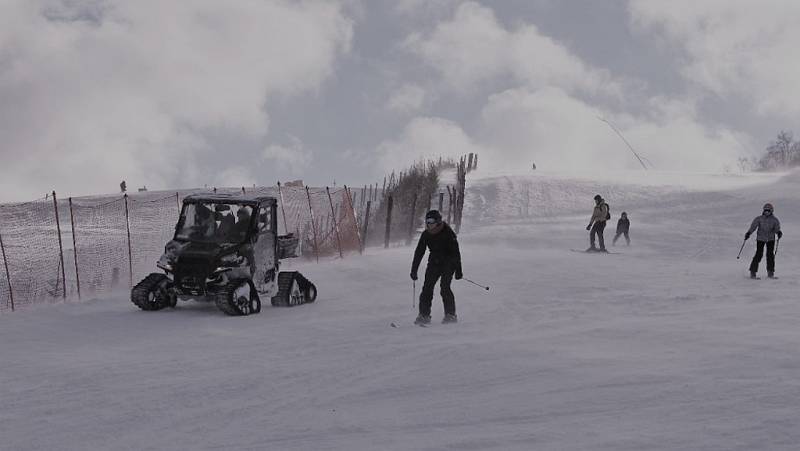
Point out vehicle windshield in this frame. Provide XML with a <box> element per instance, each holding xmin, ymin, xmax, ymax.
<box><xmin>175</xmin><ymin>202</ymin><xmax>254</xmax><ymax>244</ymax></box>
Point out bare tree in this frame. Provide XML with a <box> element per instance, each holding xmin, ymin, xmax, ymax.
<box><xmin>758</xmin><ymin>130</ymin><xmax>796</xmax><ymax>170</ymax></box>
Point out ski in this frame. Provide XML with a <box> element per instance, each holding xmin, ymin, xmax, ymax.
<box><xmin>391</xmin><ymin>321</ymin><xmax>430</xmax><ymax>327</ymax></box>
<box><xmin>570</xmin><ymin>249</ymin><xmax>621</xmax><ymax>254</ymax></box>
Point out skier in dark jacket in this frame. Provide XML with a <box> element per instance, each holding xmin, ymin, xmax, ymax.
<box><xmin>612</xmin><ymin>212</ymin><xmax>630</xmax><ymax>246</ymax></box>
<box><xmin>410</xmin><ymin>210</ymin><xmax>463</xmax><ymax>325</ymax></box>
<box><xmin>745</xmin><ymin>203</ymin><xmax>782</xmax><ymax>279</ymax></box>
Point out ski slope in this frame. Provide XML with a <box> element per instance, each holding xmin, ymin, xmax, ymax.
<box><xmin>3</xmin><ymin>170</ymin><xmax>800</xmax><ymax>450</ymax></box>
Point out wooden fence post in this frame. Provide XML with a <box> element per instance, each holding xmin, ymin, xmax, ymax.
<box><xmin>0</xmin><ymin>232</ymin><xmax>13</xmax><ymax>311</ymax></box>
<box><xmin>438</xmin><ymin>192</ymin><xmax>444</xmax><ymax>212</ymax></box>
<box><xmin>277</xmin><ymin>182</ymin><xmax>289</xmax><ymax>235</ymax></box>
<box><xmin>68</xmin><ymin>197</ymin><xmax>81</xmax><ymax>300</ymax></box>
<box><xmin>123</xmin><ymin>193</ymin><xmax>133</xmax><ymax>288</ymax></box>
<box><xmin>344</xmin><ymin>185</ymin><xmax>363</xmax><ymax>254</ymax></box>
<box><xmin>447</xmin><ymin>185</ymin><xmax>453</xmax><ymax>223</ymax></box>
<box><xmin>52</xmin><ymin>191</ymin><xmax>67</xmax><ymax>298</ymax></box>
<box><xmin>326</xmin><ymin>187</ymin><xmax>344</xmax><ymax>259</ymax></box>
<box><xmin>384</xmin><ymin>195</ymin><xmax>393</xmax><ymax>248</ymax></box>
<box><xmin>362</xmin><ymin>201</ymin><xmax>371</xmax><ymax>253</ymax></box>
<box><xmin>406</xmin><ymin>192</ymin><xmax>418</xmax><ymax>245</ymax></box>
<box><xmin>305</xmin><ymin>186</ymin><xmax>319</xmax><ymax>263</ymax></box>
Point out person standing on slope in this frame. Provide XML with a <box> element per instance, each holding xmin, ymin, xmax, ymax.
<box><xmin>586</xmin><ymin>194</ymin><xmax>609</xmax><ymax>252</ymax></box>
<box><xmin>613</xmin><ymin>211</ymin><xmax>631</xmax><ymax>246</ymax></box>
<box><xmin>745</xmin><ymin>203</ymin><xmax>782</xmax><ymax>279</ymax></box>
<box><xmin>410</xmin><ymin>210</ymin><xmax>463</xmax><ymax>325</ymax></box>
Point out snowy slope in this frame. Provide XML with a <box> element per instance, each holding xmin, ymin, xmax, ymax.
<box><xmin>2</xmin><ymin>170</ymin><xmax>800</xmax><ymax>450</ymax></box>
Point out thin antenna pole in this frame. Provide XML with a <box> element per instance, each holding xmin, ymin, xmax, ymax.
<box><xmin>597</xmin><ymin>116</ymin><xmax>649</xmax><ymax>170</ymax></box>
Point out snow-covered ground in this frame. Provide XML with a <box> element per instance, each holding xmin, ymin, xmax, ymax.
<box><xmin>3</xmin><ymin>170</ymin><xmax>800</xmax><ymax>450</ymax></box>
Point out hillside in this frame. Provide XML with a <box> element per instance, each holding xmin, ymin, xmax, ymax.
<box><xmin>2</xmin><ymin>170</ymin><xmax>799</xmax><ymax>451</ymax></box>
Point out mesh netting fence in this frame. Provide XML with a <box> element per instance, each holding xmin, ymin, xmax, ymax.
<box><xmin>0</xmin><ymin>186</ymin><xmax>379</xmax><ymax>312</ymax></box>
<box><xmin>0</xmin><ymin>195</ymin><xmax>67</xmax><ymax>311</ymax></box>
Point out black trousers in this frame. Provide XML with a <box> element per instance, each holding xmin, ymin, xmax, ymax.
<box><xmin>419</xmin><ymin>264</ymin><xmax>455</xmax><ymax>317</ymax></box>
<box><xmin>590</xmin><ymin>221</ymin><xmax>606</xmax><ymax>250</ymax></box>
<box><xmin>613</xmin><ymin>231</ymin><xmax>630</xmax><ymax>245</ymax></box>
<box><xmin>749</xmin><ymin>240</ymin><xmax>775</xmax><ymax>273</ymax></box>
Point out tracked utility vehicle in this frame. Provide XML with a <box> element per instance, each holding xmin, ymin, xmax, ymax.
<box><xmin>132</xmin><ymin>193</ymin><xmax>316</xmax><ymax>315</ymax></box>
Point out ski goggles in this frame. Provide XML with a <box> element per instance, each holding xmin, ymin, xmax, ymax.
<box><xmin>425</xmin><ymin>218</ymin><xmax>439</xmax><ymax>225</ymax></box>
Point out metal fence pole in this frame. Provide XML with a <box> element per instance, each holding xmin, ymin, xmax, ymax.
<box><xmin>124</xmin><ymin>194</ymin><xmax>133</xmax><ymax>288</ymax></box>
<box><xmin>68</xmin><ymin>197</ymin><xmax>81</xmax><ymax>300</ymax></box>
<box><xmin>326</xmin><ymin>187</ymin><xmax>344</xmax><ymax>259</ymax></box>
<box><xmin>0</xmin><ymin>232</ymin><xmax>14</xmax><ymax>311</ymax></box>
<box><xmin>305</xmin><ymin>186</ymin><xmax>319</xmax><ymax>263</ymax></box>
<box><xmin>52</xmin><ymin>191</ymin><xmax>67</xmax><ymax>299</ymax></box>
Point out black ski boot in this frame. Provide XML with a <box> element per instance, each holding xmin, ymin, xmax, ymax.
<box><xmin>768</xmin><ymin>272</ymin><xmax>778</xmax><ymax>279</ymax></box>
<box><xmin>750</xmin><ymin>271</ymin><xmax>758</xmax><ymax>279</ymax></box>
<box><xmin>414</xmin><ymin>314</ymin><xmax>431</xmax><ymax>326</ymax></box>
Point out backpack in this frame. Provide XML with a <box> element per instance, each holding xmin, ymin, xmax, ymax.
<box><xmin>605</xmin><ymin>203</ymin><xmax>611</xmax><ymax>220</ymax></box>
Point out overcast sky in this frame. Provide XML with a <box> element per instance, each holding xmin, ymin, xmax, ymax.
<box><xmin>1</xmin><ymin>0</ymin><xmax>798</xmax><ymax>202</ymax></box>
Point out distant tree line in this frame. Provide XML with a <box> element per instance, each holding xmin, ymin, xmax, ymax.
<box><xmin>753</xmin><ymin>131</ymin><xmax>800</xmax><ymax>171</ymax></box>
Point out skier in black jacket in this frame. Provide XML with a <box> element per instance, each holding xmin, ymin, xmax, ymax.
<box><xmin>612</xmin><ymin>212</ymin><xmax>630</xmax><ymax>246</ymax></box>
<box><xmin>410</xmin><ymin>210</ymin><xmax>463</xmax><ymax>325</ymax></box>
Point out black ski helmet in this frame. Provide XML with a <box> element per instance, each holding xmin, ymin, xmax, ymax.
<box><xmin>763</xmin><ymin>203</ymin><xmax>774</xmax><ymax>212</ymax></box>
<box><xmin>425</xmin><ymin>209</ymin><xmax>442</xmax><ymax>223</ymax></box>
<box><xmin>594</xmin><ymin>194</ymin><xmax>602</xmax><ymax>201</ymax></box>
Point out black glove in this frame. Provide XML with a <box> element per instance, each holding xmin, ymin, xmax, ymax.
<box><xmin>777</xmin><ymin>231</ymin><xmax>783</xmax><ymax>239</ymax></box>
<box><xmin>410</xmin><ymin>271</ymin><xmax>418</xmax><ymax>281</ymax></box>
<box><xmin>455</xmin><ymin>270</ymin><xmax>463</xmax><ymax>280</ymax></box>
<box><xmin>586</xmin><ymin>224</ymin><xmax>591</xmax><ymax>231</ymax></box>
<box><xmin>744</xmin><ymin>232</ymin><xmax>751</xmax><ymax>240</ymax></box>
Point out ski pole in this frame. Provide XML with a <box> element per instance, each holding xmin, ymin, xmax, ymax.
<box><xmin>462</xmin><ymin>277</ymin><xmax>489</xmax><ymax>291</ymax></box>
<box><xmin>413</xmin><ymin>280</ymin><xmax>416</xmax><ymax>308</ymax></box>
<box><xmin>774</xmin><ymin>237</ymin><xmax>780</xmax><ymax>258</ymax></box>
<box><xmin>736</xmin><ymin>239</ymin><xmax>746</xmax><ymax>259</ymax></box>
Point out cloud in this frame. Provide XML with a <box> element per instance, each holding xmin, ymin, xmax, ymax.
<box><xmin>376</xmin><ymin>117</ymin><xmax>483</xmax><ymax>171</ymax></box>
<box><xmin>403</xmin><ymin>1</ymin><xmax>620</xmax><ymax>97</ymax></box>
<box><xmin>386</xmin><ymin>83</ymin><xmax>427</xmax><ymax>113</ymax></box>
<box><xmin>0</xmin><ymin>0</ymin><xmax>353</xmax><ymax>201</ymax></box>
<box><xmin>391</xmin><ymin>1</ymin><xmax>749</xmax><ymax>173</ymax></box>
<box><xmin>262</xmin><ymin>136</ymin><xmax>313</xmax><ymax>175</ymax></box>
<box><xmin>629</xmin><ymin>0</ymin><xmax>800</xmax><ymax>117</ymax></box>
